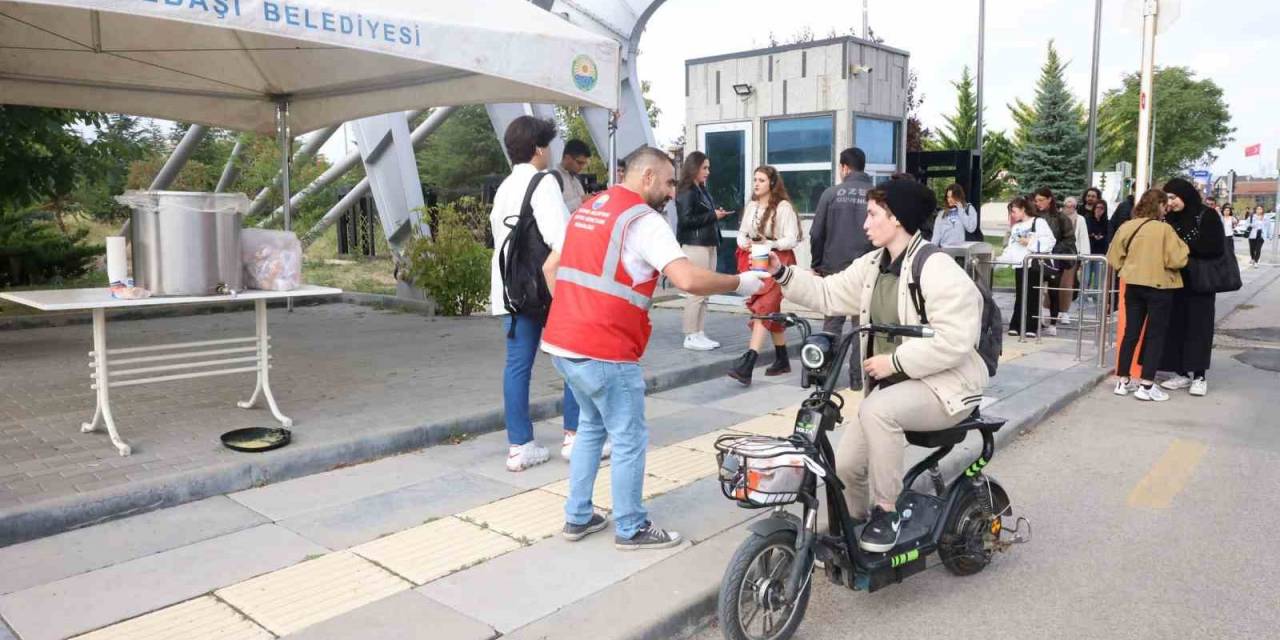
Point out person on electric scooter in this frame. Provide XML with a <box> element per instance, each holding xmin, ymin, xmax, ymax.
<box><xmin>768</xmin><ymin>179</ymin><xmax>988</xmax><ymax>553</ymax></box>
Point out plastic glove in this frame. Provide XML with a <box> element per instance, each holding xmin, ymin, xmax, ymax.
<box><xmin>735</xmin><ymin>270</ymin><xmax>771</xmax><ymax>297</ymax></box>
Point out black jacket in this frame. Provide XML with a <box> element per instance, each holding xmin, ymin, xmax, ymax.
<box><xmin>1084</xmin><ymin>212</ymin><xmax>1110</xmax><ymax>254</ymax></box>
<box><xmin>1109</xmin><ymin>197</ymin><xmax>1134</xmax><ymax>240</ymax></box>
<box><xmin>675</xmin><ymin>186</ymin><xmax>720</xmax><ymax>246</ymax></box>
<box><xmin>810</xmin><ymin>172</ymin><xmax>875</xmax><ymax>274</ymax></box>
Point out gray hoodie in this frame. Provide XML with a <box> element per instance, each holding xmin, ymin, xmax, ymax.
<box><xmin>809</xmin><ymin>171</ymin><xmax>875</xmax><ymax>274</ymax></box>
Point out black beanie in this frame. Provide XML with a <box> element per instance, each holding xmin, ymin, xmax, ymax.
<box><xmin>879</xmin><ymin>179</ymin><xmax>937</xmax><ymax>235</ymax></box>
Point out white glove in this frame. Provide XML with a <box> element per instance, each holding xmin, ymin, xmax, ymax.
<box><xmin>735</xmin><ymin>270</ymin><xmax>771</xmax><ymax>297</ymax></box>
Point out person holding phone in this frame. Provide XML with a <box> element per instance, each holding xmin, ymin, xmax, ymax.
<box><xmin>675</xmin><ymin>151</ymin><xmax>732</xmax><ymax>351</ymax></box>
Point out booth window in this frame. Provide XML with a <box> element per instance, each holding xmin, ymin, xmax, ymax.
<box><xmin>765</xmin><ymin>115</ymin><xmax>834</xmax><ymax>213</ymax></box>
<box><xmin>854</xmin><ymin>117</ymin><xmax>900</xmax><ymax>167</ymax></box>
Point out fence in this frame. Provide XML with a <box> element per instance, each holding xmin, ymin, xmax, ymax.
<box><xmin>1018</xmin><ymin>253</ymin><xmax>1113</xmax><ymax>367</ymax></box>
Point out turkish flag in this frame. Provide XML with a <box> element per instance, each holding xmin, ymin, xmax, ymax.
<box><xmin>1245</xmin><ymin>143</ymin><xmax>1262</xmax><ymax>157</ymax></box>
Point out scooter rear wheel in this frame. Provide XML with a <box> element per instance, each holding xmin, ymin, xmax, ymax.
<box><xmin>939</xmin><ymin>490</ymin><xmax>997</xmax><ymax>576</ymax></box>
<box><xmin>718</xmin><ymin>529</ymin><xmax>812</xmax><ymax>640</ymax></box>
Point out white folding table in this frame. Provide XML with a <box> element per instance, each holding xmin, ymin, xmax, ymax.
<box><xmin>0</xmin><ymin>286</ymin><xmax>341</xmax><ymax>456</ymax></box>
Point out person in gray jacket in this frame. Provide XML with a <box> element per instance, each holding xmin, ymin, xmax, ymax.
<box><xmin>809</xmin><ymin>147</ymin><xmax>875</xmax><ymax>387</ymax></box>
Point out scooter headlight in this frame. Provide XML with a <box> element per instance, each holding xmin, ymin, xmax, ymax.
<box><xmin>800</xmin><ymin>343</ymin><xmax>826</xmax><ymax>369</ymax></box>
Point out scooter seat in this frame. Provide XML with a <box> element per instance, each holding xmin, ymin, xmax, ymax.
<box><xmin>904</xmin><ymin>409</ymin><xmax>1006</xmax><ymax>448</ymax></box>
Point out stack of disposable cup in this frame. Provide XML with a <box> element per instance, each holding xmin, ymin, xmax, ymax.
<box><xmin>106</xmin><ymin>236</ymin><xmax>128</xmax><ymax>285</ymax></box>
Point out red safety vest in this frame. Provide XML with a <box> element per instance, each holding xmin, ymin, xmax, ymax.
<box><xmin>542</xmin><ymin>186</ymin><xmax>660</xmax><ymax>362</ymax></box>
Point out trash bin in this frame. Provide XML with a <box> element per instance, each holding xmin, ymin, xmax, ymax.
<box><xmin>940</xmin><ymin>241</ymin><xmax>994</xmax><ymax>290</ymax></box>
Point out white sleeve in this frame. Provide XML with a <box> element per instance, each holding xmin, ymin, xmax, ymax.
<box><xmin>1033</xmin><ymin>218</ymin><xmax>1056</xmax><ymax>254</ymax></box>
<box><xmin>736</xmin><ymin>204</ymin><xmax>753</xmax><ymax>249</ymax></box>
<box><xmin>531</xmin><ymin>175</ymin><xmax>570</xmax><ymax>251</ymax></box>
<box><xmin>631</xmin><ymin>213</ymin><xmax>689</xmax><ymax>274</ymax></box>
<box><xmin>770</xmin><ymin>202</ymin><xmax>801</xmax><ymax>251</ymax></box>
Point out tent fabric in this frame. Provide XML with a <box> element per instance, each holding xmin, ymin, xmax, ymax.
<box><xmin>0</xmin><ymin>0</ymin><xmax>620</xmax><ymax>133</ymax></box>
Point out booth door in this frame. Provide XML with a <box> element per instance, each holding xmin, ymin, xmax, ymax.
<box><xmin>698</xmin><ymin>121</ymin><xmax>752</xmax><ymax>276</ymax></box>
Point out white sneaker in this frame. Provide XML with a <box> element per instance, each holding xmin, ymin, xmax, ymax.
<box><xmin>697</xmin><ymin>332</ymin><xmax>721</xmax><ymax>349</ymax></box>
<box><xmin>507</xmin><ymin>441</ymin><xmax>550</xmax><ymax>472</ymax></box>
<box><xmin>1189</xmin><ymin>378</ymin><xmax>1208</xmax><ymax>397</ymax></box>
<box><xmin>1113</xmin><ymin>379</ymin><xmax>1134</xmax><ymax>396</ymax></box>
<box><xmin>1161</xmin><ymin>375</ymin><xmax>1193</xmax><ymax>390</ymax></box>
<box><xmin>1043</xmin><ymin>325</ymin><xmax>1058</xmax><ymax>337</ymax></box>
<box><xmin>683</xmin><ymin>334</ymin><xmax>715</xmax><ymax>351</ymax></box>
<box><xmin>1134</xmin><ymin>384</ymin><xmax>1169</xmax><ymax>402</ymax></box>
<box><xmin>560</xmin><ymin>432</ymin><xmax>612</xmax><ymax>461</ymax></box>
<box><xmin>1059</xmin><ymin>313</ymin><xmax>1072</xmax><ymax>326</ymax></box>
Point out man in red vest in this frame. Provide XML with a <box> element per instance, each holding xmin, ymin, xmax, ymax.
<box><xmin>542</xmin><ymin>146</ymin><xmax>771</xmax><ymax>549</ymax></box>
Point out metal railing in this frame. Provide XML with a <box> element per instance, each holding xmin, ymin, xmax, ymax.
<box><xmin>1019</xmin><ymin>253</ymin><xmax>1113</xmax><ymax>367</ymax></box>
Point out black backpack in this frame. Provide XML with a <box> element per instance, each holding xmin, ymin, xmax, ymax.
<box><xmin>908</xmin><ymin>243</ymin><xmax>1003</xmax><ymax>377</ymax></box>
<box><xmin>498</xmin><ymin>171</ymin><xmax>563</xmax><ymax>329</ymax></box>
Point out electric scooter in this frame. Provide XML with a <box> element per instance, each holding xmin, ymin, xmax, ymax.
<box><xmin>714</xmin><ymin>313</ymin><xmax>1031</xmax><ymax>640</ymax></box>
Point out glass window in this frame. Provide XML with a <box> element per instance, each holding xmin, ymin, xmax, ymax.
<box><xmin>855</xmin><ymin>117</ymin><xmax>900</xmax><ymax>166</ymax></box>
<box><xmin>778</xmin><ymin>170</ymin><xmax>833</xmax><ymax>215</ymax></box>
<box><xmin>766</xmin><ymin>116</ymin><xmax>833</xmax><ymax>165</ymax></box>
<box><xmin>704</xmin><ymin>129</ymin><xmax>748</xmax><ymax>275</ymax></box>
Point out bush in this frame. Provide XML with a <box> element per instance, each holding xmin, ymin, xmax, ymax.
<box><xmin>405</xmin><ymin>198</ymin><xmax>491</xmax><ymax>316</ymax></box>
<box><xmin>0</xmin><ymin>208</ymin><xmax>103</xmax><ymax>287</ymax></box>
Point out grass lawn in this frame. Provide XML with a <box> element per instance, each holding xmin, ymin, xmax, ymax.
<box><xmin>984</xmin><ymin>233</ymin><xmax>1015</xmax><ymax>289</ymax></box>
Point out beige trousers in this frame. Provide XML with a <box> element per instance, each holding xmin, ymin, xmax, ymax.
<box><xmin>836</xmin><ymin>380</ymin><xmax>966</xmax><ymax>518</ymax></box>
<box><xmin>681</xmin><ymin>244</ymin><xmax>717</xmax><ymax>335</ymax></box>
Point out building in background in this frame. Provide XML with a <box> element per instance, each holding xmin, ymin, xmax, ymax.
<box><xmin>684</xmin><ymin>36</ymin><xmax>910</xmax><ymax>274</ymax></box>
<box><xmin>1232</xmin><ymin>177</ymin><xmax>1277</xmax><ymax>212</ymax></box>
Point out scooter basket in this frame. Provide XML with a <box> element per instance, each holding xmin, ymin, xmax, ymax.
<box><xmin>715</xmin><ymin>435</ymin><xmax>816</xmax><ymax>507</ymax></box>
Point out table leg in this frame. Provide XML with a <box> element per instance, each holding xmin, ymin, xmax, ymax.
<box><xmin>84</xmin><ymin>308</ymin><xmax>132</xmax><ymax>456</ymax></box>
<box><xmin>237</xmin><ymin>299</ymin><xmax>293</xmax><ymax>427</ymax></box>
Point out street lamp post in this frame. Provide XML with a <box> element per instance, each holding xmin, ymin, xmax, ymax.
<box><xmin>1134</xmin><ymin>0</ymin><xmax>1158</xmax><ymax>192</ymax></box>
<box><xmin>1086</xmin><ymin>0</ymin><xmax>1104</xmax><ymax>184</ymax></box>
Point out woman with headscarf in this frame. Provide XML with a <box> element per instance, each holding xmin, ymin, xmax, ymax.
<box><xmin>1157</xmin><ymin>178</ymin><xmax>1225</xmax><ymax>397</ymax></box>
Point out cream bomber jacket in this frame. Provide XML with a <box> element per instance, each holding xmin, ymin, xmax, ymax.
<box><xmin>776</xmin><ymin>234</ymin><xmax>989</xmax><ymax>416</ymax></box>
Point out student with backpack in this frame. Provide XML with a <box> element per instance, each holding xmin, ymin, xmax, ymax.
<box><xmin>768</xmin><ymin>179</ymin><xmax>994</xmax><ymax>551</ymax></box>
<box><xmin>489</xmin><ymin>116</ymin><xmax>584</xmax><ymax>472</ymax></box>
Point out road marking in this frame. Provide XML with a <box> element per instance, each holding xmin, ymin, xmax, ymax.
<box><xmin>1127</xmin><ymin>439</ymin><xmax>1208</xmax><ymax>509</ymax></box>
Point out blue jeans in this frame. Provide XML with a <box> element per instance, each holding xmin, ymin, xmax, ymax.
<box><xmin>503</xmin><ymin>315</ymin><xmax>579</xmax><ymax>446</ymax></box>
<box><xmin>553</xmin><ymin>356</ymin><xmax>648</xmax><ymax>538</ymax></box>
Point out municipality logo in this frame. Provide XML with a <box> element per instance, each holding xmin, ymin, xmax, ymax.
<box><xmin>572</xmin><ymin>55</ymin><xmax>599</xmax><ymax>92</ymax></box>
<box><xmin>592</xmin><ymin>194</ymin><xmax>610</xmax><ymax>210</ymax></box>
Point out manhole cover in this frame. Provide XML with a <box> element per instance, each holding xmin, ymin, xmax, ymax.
<box><xmin>1234</xmin><ymin>349</ymin><xmax>1280</xmax><ymax>372</ymax></box>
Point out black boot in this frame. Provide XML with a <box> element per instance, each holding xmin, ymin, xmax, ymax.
<box><xmin>765</xmin><ymin>345</ymin><xmax>791</xmax><ymax>376</ymax></box>
<box><xmin>728</xmin><ymin>350</ymin><xmax>758</xmax><ymax>386</ymax></box>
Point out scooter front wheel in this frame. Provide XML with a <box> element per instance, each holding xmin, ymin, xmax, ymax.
<box><xmin>717</xmin><ymin>529</ymin><xmax>812</xmax><ymax>640</ymax></box>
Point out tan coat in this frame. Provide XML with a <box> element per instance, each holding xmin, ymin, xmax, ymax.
<box><xmin>777</xmin><ymin>234</ymin><xmax>988</xmax><ymax>416</ymax></box>
<box><xmin>1106</xmin><ymin>219</ymin><xmax>1189</xmax><ymax>289</ymax></box>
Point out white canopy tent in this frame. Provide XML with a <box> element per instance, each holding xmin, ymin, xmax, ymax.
<box><xmin>0</xmin><ymin>0</ymin><xmax>621</xmax><ymax>236</ymax></box>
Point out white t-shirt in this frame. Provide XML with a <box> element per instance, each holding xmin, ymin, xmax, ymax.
<box><xmin>489</xmin><ymin>164</ymin><xmax>568</xmax><ymax>316</ymax></box>
<box><xmin>998</xmin><ymin>217</ymin><xmax>1056</xmax><ymax>266</ymax></box>
<box><xmin>542</xmin><ymin>195</ymin><xmax>688</xmax><ymax>362</ymax></box>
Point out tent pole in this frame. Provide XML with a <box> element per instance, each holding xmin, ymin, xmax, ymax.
<box><xmin>278</xmin><ymin>99</ymin><xmax>293</xmax><ymax>312</ymax></box>
<box><xmin>608</xmin><ymin>110</ymin><xmax>618</xmax><ymax>187</ymax></box>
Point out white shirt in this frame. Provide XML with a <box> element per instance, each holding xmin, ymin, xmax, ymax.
<box><xmin>542</xmin><ymin>193</ymin><xmax>688</xmax><ymax>361</ymax></box>
<box><xmin>736</xmin><ymin>200</ymin><xmax>802</xmax><ymax>251</ymax></box>
<box><xmin>1073</xmin><ymin>213</ymin><xmax>1091</xmax><ymax>257</ymax></box>
<box><xmin>489</xmin><ymin>164</ymin><xmax>568</xmax><ymax>316</ymax></box>
<box><xmin>998</xmin><ymin>217</ymin><xmax>1056</xmax><ymax>266</ymax></box>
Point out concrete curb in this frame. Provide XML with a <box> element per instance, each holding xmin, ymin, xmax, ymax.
<box><xmin>0</xmin><ymin>335</ymin><xmax>799</xmax><ymax>548</ymax></box>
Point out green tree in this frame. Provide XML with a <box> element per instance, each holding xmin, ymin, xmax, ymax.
<box><xmin>75</xmin><ymin>115</ymin><xmax>166</xmax><ymax>221</ymax></box>
<box><xmin>1010</xmin><ymin>41</ymin><xmax>1087</xmax><ymax>197</ymax></box>
<box><xmin>0</xmin><ymin>106</ymin><xmax>98</xmax><ymax>211</ymax></box>
<box><xmin>1097</xmin><ymin>66</ymin><xmax>1234</xmax><ymax>182</ymax></box>
<box><xmin>905</xmin><ymin>69</ymin><xmax>929</xmax><ymax>152</ymax></box>
<box><xmin>1008</xmin><ymin>98</ymin><xmax>1037</xmax><ymax>148</ymax></box>
<box><xmin>556</xmin><ymin>80</ymin><xmax>661</xmax><ymax>183</ymax></box>
<box><xmin>927</xmin><ymin>67</ymin><xmax>1015</xmax><ymax>201</ymax></box>
<box><xmin>415</xmin><ymin>106</ymin><xmax>509</xmax><ymax>198</ymax></box>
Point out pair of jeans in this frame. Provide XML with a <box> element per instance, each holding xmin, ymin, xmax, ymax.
<box><xmin>1117</xmin><ymin>285</ymin><xmax>1174</xmax><ymax>381</ymax></box>
<box><xmin>503</xmin><ymin>315</ymin><xmax>579</xmax><ymax>446</ymax></box>
<box><xmin>553</xmin><ymin>356</ymin><xmax>648</xmax><ymax>538</ymax></box>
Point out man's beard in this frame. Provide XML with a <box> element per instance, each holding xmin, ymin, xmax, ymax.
<box><xmin>645</xmin><ymin>193</ymin><xmax>670</xmax><ymax>210</ymax></box>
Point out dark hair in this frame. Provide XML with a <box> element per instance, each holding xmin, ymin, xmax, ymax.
<box><xmin>1222</xmin><ymin>204</ymin><xmax>1234</xmax><ymax>216</ymax></box>
<box><xmin>677</xmin><ymin>151</ymin><xmax>708</xmax><ymax>193</ymax></box>
<box><xmin>504</xmin><ymin>116</ymin><xmax>557</xmax><ymax>164</ymax></box>
<box><xmin>1092</xmin><ymin>199</ymin><xmax>1109</xmax><ymax>217</ymax></box>
<box><xmin>752</xmin><ymin>165</ymin><xmax>792</xmax><ymax>239</ymax></box>
<box><xmin>563</xmin><ymin>139</ymin><xmax>591</xmax><ymax>159</ymax></box>
<box><xmin>1134</xmin><ymin>188</ymin><xmax>1166</xmax><ymax>220</ymax></box>
<box><xmin>1082</xmin><ymin>187</ymin><xmax>1102</xmax><ymax>203</ymax></box>
<box><xmin>839</xmin><ymin>147</ymin><xmax>866</xmax><ymax>172</ymax></box>
<box><xmin>890</xmin><ymin>172</ymin><xmax>916</xmax><ymax>182</ymax></box>
<box><xmin>945</xmin><ymin>183</ymin><xmax>967</xmax><ymax>206</ymax></box>
<box><xmin>1033</xmin><ymin>187</ymin><xmax>1058</xmax><ymax>213</ymax></box>
<box><xmin>1008</xmin><ymin>197</ymin><xmax>1032</xmax><ymax>216</ymax></box>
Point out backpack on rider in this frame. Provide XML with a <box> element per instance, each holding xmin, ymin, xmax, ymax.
<box><xmin>908</xmin><ymin>243</ymin><xmax>1003</xmax><ymax>376</ymax></box>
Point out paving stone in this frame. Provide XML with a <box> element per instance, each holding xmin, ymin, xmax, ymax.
<box><xmin>650</xmin><ymin>376</ymin><xmax>759</xmax><ymax>406</ymax></box>
<box><xmin>646</xmin><ymin>405</ymin><xmax>756</xmax><ymax>448</ymax></box>
<box><xmin>216</xmin><ymin>551</ymin><xmax>411</xmax><ymax>637</ymax></box>
<box><xmin>279</xmin><ymin>470</ymin><xmax>521</xmax><ymax>550</ymax></box>
<box><xmin>708</xmin><ymin>382</ymin><xmax>810</xmax><ymax>417</ymax></box>
<box><xmin>642</xmin><ymin>476</ymin><xmax>761</xmax><ymax>544</ymax></box>
<box><xmin>281</xmin><ymin>590</ymin><xmax>495</xmax><ymax>640</ymax></box>
<box><xmin>540</xmin><ymin>467</ymin><xmax>682</xmax><ymax>511</ymax></box>
<box><xmin>71</xmin><ymin>596</ymin><xmax>271</xmax><ymax>640</ymax></box>
<box><xmin>0</xmin><ymin>524</ymin><xmax>326</xmax><ymax>640</ymax></box>
<box><xmin>352</xmin><ymin>516</ymin><xmax>521</xmax><ymax>586</ymax></box>
<box><xmin>727</xmin><ymin>412</ymin><xmax>799</xmax><ymax>437</ymax></box>
<box><xmin>458</xmin><ymin>489</ymin><xmax>575</xmax><ymax>543</ymax></box>
<box><xmin>229</xmin><ymin>452</ymin><xmax>454</xmax><ymax>521</ymax></box>
<box><xmin>418</xmin><ymin>527</ymin><xmax>685</xmax><ymax>633</ymax></box>
<box><xmin>642</xmin><ymin>446</ymin><xmax>718</xmax><ymax>486</ymax></box>
<box><xmin>425</xmin><ymin>430</ymin><xmax>572</xmax><ymax>491</ymax></box>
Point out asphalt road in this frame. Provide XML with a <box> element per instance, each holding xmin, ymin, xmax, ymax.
<box><xmin>694</xmin><ymin>272</ymin><xmax>1280</xmax><ymax>640</ymax></box>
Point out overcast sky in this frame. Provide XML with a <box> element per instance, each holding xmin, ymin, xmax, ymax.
<box><xmin>635</xmin><ymin>0</ymin><xmax>1278</xmax><ymax>179</ymax></box>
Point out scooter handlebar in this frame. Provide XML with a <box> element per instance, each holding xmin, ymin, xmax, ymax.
<box><xmin>866</xmin><ymin>324</ymin><xmax>935</xmax><ymax>339</ymax></box>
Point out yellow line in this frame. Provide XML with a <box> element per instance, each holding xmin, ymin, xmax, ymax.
<box><xmin>1126</xmin><ymin>439</ymin><xmax>1208</xmax><ymax>509</ymax></box>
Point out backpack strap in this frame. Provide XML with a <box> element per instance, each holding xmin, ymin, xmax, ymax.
<box><xmin>907</xmin><ymin>243</ymin><xmax>942</xmax><ymax>324</ymax></box>
<box><xmin>1123</xmin><ymin>219</ymin><xmax>1154</xmax><ymax>254</ymax></box>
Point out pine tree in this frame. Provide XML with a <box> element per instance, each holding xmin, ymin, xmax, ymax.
<box><xmin>1011</xmin><ymin>41</ymin><xmax>1087</xmax><ymax>197</ymax></box>
<box><xmin>932</xmin><ymin>66</ymin><xmax>978</xmax><ymax>150</ymax></box>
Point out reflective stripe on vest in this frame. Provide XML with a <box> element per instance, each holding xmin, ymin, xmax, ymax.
<box><xmin>556</xmin><ymin>203</ymin><xmax>655</xmax><ymax>310</ymax></box>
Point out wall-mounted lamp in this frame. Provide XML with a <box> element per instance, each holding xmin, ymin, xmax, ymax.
<box><xmin>732</xmin><ymin>83</ymin><xmax>753</xmax><ymax>97</ymax></box>
<box><xmin>849</xmin><ymin>64</ymin><xmax>873</xmax><ymax>76</ymax></box>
